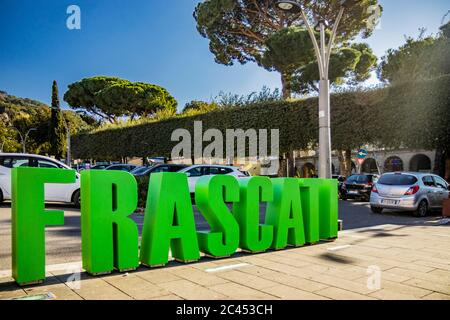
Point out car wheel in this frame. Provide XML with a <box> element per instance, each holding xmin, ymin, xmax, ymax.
<box><xmin>72</xmin><ymin>190</ymin><xmax>81</xmax><ymax>208</ymax></box>
<box><xmin>0</xmin><ymin>189</ymin><xmax>3</xmax><ymax>204</ymax></box>
<box><xmin>414</xmin><ymin>200</ymin><xmax>428</xmax><ymax>217</ymax></box>
<box><xmin>371</xmin><ymin>206</ymin><xmax>383</xmax><ymax>214</ymax></box>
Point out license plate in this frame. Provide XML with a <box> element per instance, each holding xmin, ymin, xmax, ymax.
<box><xmin>348</xmin><ymin>191</ymin><xmax>358</xmax><ymax>195</ymax></box>
<box><xmin>382</xmin><ymin>199</ymin><xmax>399</xmax><ymax>205</ymax></box>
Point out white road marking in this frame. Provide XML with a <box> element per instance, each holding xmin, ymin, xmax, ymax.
<box><xmin>327</xmin><ymin>245</ymin><xmax>352</xmax><ymax>251</ymax></box>
<box><xmin>205</xmin><ymin>263</ymin><xmax>250</xmax><ymax>273</ymax></box>
<box><xmin>0</xmin><ymin>261</ymin><xmax>83</xmax><ymax>278</ymax></box>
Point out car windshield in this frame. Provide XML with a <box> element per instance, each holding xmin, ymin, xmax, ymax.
<box><xmin>346</xmin><ymin>175</ymin><xmax>369</xmax><ymax>184</ymax></box>
<box><xmin>131</xmin><ymin>166</ymin><xmax>149</xmax><ymax>175</ymax></box>
<box><xmin>378</xmin><ymin>174</ymin><xmax>418</xmax><ymax>186</ymax></box>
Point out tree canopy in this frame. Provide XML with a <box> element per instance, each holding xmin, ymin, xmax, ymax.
<box><xmin>378</xmin><ymin>22</ymin><xmax>450</xmax><ymax>83</ymax></box>
<box><xmin>0</xmin><ymin>90</ymin><xmax>90</xmax><ymax>155</ymax></box>
<box><xmin>64</xmin><ymin>77</ymin><xmax>177</xmax><ymax>123</ymax></box>
<box><xmin>194</xmin><ymin>0</ymin><xmax>382</xmax><ymax>98</ymax></box>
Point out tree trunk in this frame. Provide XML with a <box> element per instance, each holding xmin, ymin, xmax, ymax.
<box><xmin>287</xmin><ymin>149</ymin><xmax>295</xmax><ymax>177</ymax></box>
<box><xmin>338</xmin><ymin>149</ymin><xmax>353</xmax><ymax>177</ymax></box>
<box><xmin>281</xmin><ymin>72</ymin><xmax>292</xmax><ymax>100</ymax></box>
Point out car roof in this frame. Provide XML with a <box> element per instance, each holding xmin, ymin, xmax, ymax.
<box><xmin>380</xmin><ymin>172</ymin><xmax>438</xmax><ymax>178</ymax></box>
<box><xmin>0</xmin><ymin>153</ymin><xmax>70</xmax><ymax>168</ymax></box>
<box><xmin>179</xmin><ymin>164</ymin><xmax>239</xmax><ymax>171</ymax></box>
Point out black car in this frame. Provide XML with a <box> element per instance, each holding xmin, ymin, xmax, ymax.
<box><xmin>341</xmin><ymin>174</ymin><xmax>379</xmax><ymax>201</ymax></box>
<box><xmin>332</xmin><ymin>175</ymin><xmax>346</xmax><ymax>198</ymax></box>
<box><xmin>131</xmin><ymin>164</ymin><xmax>187</xmax><ymax>177</ymax></box>
<box><xmin>105</xmin><ymin>164</ymin><xmax>138</xmax><ymax>172</ymax></box>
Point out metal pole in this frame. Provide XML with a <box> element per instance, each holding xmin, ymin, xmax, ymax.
<box><xmin>318</xmin><ymin>22</ymin><xmax>332</xmax><ymax>179</ymax></box>
<box><xmin>66</xmin><ymin>125</ymin><xmax>71</xmax><ymax>166</ymax></box>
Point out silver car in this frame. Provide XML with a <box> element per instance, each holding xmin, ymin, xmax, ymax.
<box><xmin>370</xmin><ymin>172</ymin><xmax>450</xmax><ymax>217</ymax></box>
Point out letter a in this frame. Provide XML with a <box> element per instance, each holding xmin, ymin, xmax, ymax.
<box><xmin>140</xmin><ymin>173</ymin><xmax>200</xmax><ymax>266</ymax></box>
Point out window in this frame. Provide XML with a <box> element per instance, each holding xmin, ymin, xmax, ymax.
<box><xmin>0</xmin><ymin>156</ymin><xmax>31</xmax><ymax>168</ymax></box>
<box><xmin>422</xmin><ymin>176</ymin><xmax>436</xmax><ymax>187</ymax></box>
<box><xmin>346</xmin><ymin>175</ymin><xmax>369</xmax><ymax>184</ymax></box>
<box><xmin>152</xmin><ymin>166</ymin><xmax>170</xmax><ymax>173</ymax></box>
<box><xmin>208</xmin><ymin>167</ymin><xmax>233</xmax><ymax>175</ymax></box>
<box><xmin>187</xmin><ymin>167</ymin><xmax>203</xmax><ymax>177</ymax></box>
<box><xmin>37</xmin><ymin>160</ymin><xmax>60</xmax><ymax>169</ymax></box>
<box><xmin>433</xmin><ymin>176</ymin><xmax>448</xmax><ymax>189</ymax></box>
<box><xmin>378</xmin><ymin>174</ymin><xmax>417</xmax><ymax>186</ymax></box>
<box><xmin>168</xmin><ymin>166</ymin><xmax>185</xmax><ymax>172</ymax></box>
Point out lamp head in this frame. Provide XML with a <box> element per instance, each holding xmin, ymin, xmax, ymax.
<box><xmin>276</xmin><ymin>1</ymin><xmax>301</xmax><ymax>14</ymax></box>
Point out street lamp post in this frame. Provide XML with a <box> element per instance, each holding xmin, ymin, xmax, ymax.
<box><xmin>277</xmin><ymin>0</ymin><xmax>346</xmax><ymax>179</ymax></box>
<box><xmin>12</xmin><ymin>127</ymin><xmax>37</xmax><ymax>153</ymax></box>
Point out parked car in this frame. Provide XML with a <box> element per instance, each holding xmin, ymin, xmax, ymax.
<box><xmin>104</xmin><ymin>164</ymin><xmax>137</xmax><ymax>172</ymax></box>
<box><xmin>178</xmin><ymin>165</ymin><xmax>250</xmax><ymax>193</ymax></box>
<box><xmin>341</xmin><ymin>174</ymin><xmax>379</xmax><ymax>201</ymax></box>
<box><xmin>0</xmin><ymin>153</ymin><xmax>81</xmax><ymax>206</ymax></box>
<box><xmin>370</xmin><ymin>172</ymin><xmax>450</xmax><ymax>217</ymax></box>
<box><xmin>332</xmin><ymin>175</ymin><xmax>346</xmax><ymax>199</ymax></box>
<box><xmin>131</xmin><ymin>164</ymin><xmax>187</xmax><ymax>178</ymax></box>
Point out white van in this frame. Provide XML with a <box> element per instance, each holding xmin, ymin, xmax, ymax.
<box><xmin>0</xmin><ymin>153</ymin><xmax>81</xmax><ymax>206</ymax></box>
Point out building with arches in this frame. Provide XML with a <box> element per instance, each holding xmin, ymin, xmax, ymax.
<box><xmin>294</xmin><ymin>148</ymin><xmax>436</xmax><ymax>178</ymax></box>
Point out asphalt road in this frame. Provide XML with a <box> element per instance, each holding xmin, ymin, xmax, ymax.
<box><xmin>0</xmin><ymin>200</ymin><xmax>443</xmax><ymax>270</ymax></box>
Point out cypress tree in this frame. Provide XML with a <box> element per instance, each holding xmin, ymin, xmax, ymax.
<box><xmin>49</xmin><ymin>80</ymin><xmax>66</xmax><ymax>160</ymax></box>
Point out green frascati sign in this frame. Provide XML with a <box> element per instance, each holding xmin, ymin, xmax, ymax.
<box><xmin>11</xmin><ymin>167</ymin><xmax>338</xmax><ymax>285</ymax></box>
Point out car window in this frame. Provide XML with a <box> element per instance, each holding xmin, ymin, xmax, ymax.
<box><xmin>37</xmin><ymin>160</ymin><xmax>60</xmax><ymax>169</ymax></box>
<box><xmin>169</xmin><ymin>166</ymin><xmax>185</xmax><ymax>172</ymax></box>
<box><xmin>208</xmin><ymin>167</ymin><xmax>233</xmax><ymax>175</ymax></box>
<box><xmin>433</xmin><ymin>176</ymin><xmax>448</xmax><ymax>189</ymax></box>
<box><xmin>152</xmin><ymin>166</ymin><xmax>170</xmax><ymax>173</ymax></box>
<box><xmin>422</xmin><ymin>176</ymin><xmax>436</xmax><ymax>187</ymax></box>
<box><xmin>187</xmin><ymin>167</ymin><xmax>203</xmax><ymax>177</ymax></box>
<box><xmin>346</xmin><ymin>175</ymin><xmax>369</xmax><ymax>184</ymax></box>
<box><xmin>378</xmin><ymin>174</ymin><xmax>417</xmax><ymax>186</ymax></box>
<box><xmin>0</xmin><ymin>157</ymin><xmax>31</xmax><ymax>168</ymax></box>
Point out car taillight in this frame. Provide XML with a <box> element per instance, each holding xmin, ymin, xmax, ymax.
<box><xmin>371</xmin><ymin>185</ymin><xmax>378</xmax><ymax>193</ymax></box>
<box><xmin>404</xmin><ymin>185</ymin><xmax>420</xmax><ymax>195</ymax></box>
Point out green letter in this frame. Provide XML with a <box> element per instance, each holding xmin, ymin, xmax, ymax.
<box><xmin>12</xmin><ymin>167</ymin><xmax>76</xmax><ymax>285</ymax></box>
<box><xmin>195</xmin><ymin>175</ymin><xmax>240</xmax><ymax>257</ymax></box>
<box><xmin>233</xmin><ymin>177</ymin><xmax>273</xmax><ymax>253</ymax></box>
<box><xmin>265</xmin><ymin>178</ymin><xmax>305</xmax><ymax>250</ymax></box>
<box><xmin>300</xmin><ymin>179</ymin><xmax>338</xmax><ymax>240</ymax></box>
<box><xmin>81</xmin><ymin>170</ymin><xmax>139</xmax><ymax>275</ymax></box>
<box><xmin>140</xmin><ymin>173</ymin><xmax>199</xmax><ymax>266</ymax></box>
<box><xmin>297</xmin><ymin>179</ymin><xmax>321</xmax><ymax>244</ymax></box>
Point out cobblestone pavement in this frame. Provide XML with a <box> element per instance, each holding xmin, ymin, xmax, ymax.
<box><xmin>1</xmin><ymin>221</ymin><xmax>449</xmax><ymax>300</ymax></box>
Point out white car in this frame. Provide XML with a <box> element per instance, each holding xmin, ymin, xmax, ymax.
<box><xmin>178</xmin><ymin>165</ymin><xmax>250</xmax><ymax>193</ymax></box>
<box><xmin>0</xmin><ymin>153</ymin><xmax>81</xmax><ymax>206</ymax></box>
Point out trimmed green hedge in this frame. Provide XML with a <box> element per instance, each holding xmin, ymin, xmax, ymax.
<box><xmin>72</xmin><ymin>76</ymin><xmax>450</xmax><ymax>159</ymax></box>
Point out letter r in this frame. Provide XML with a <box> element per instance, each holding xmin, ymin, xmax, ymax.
<box><xmin>81</xmin><ymin>170</ymin><xmax>139</xmax><ymax>275</ymax></box>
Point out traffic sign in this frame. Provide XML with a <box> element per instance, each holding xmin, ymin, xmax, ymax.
<box><xmin>357</xmin><ymin>149</ymin><xmax>368</xmax><ymax>159</ymax></box>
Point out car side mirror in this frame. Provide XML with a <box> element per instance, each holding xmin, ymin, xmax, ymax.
<box><xmin>185</xmin><ymin>172</ymin><xmax>191</xmax><ymax>177</ymax></box>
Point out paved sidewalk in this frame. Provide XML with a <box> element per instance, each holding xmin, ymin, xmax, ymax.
<box><xmin>1</xmin><ymin>223</ymin><xmax>449</xmax><ymax>300</ymax></box>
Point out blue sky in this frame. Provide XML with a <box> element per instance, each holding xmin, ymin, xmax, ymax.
<box><xmin>0</xmin><ymin>0</ymin><xmax>448</xmax><ymax>110</ymax></box>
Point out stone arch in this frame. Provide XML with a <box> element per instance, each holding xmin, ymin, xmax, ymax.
<box><xmin>384</xmin><ymin>156</ymin><xmax>404</xmax><ymax>172</ymax></box>
<box><xmin>362</xmin><ymin>158</ymin><xmax>379</xmax><ymax>174</ymax></box>
<box><xmin>302</xmin><ymin>162</ymin><xmax>316</xmax><ymax>178</ymax></box>
<box><xmin>409</xmin><ymin>154</ymin><xmax>432</xmax><ymax>172</ymax></box>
